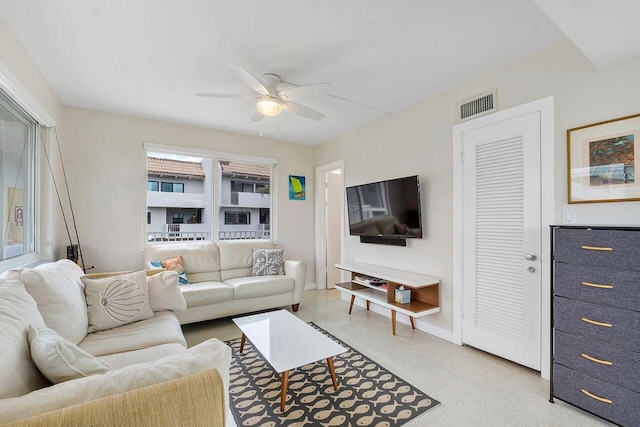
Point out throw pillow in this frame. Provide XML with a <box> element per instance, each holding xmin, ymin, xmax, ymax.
<box><xmin>28</xmin><ymin>325</ymin><xmax>111</xmax><ymax>384</ymax></box>
<box><xmin>252</xmin><ymin>248</ymin><xmax>285</xmax><ymax>276</ymax></box>
<box><xmin>147</xmin><ymin>271</ymin><xmax>187</xmax><ymax>312</ymax></box>
<box><xmin>147</xmin><ymin>256</ymin><xmax>189</xmax><ymax>285</ymax></box>
<box><xmin>81</xmin><ymin>270</ymin><xmax>154</xmax><ymax>333</ymax></box>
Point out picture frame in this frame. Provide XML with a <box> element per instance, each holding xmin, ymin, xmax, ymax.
<box><xmin>288</xmin><ymin>175</ymin><xmax>306</xmax><ymax>200</ymax></box>
<box><xmin>567</xmin><ymin>113</ymin><xmax>640</xmax><ymax>204</ymax></box>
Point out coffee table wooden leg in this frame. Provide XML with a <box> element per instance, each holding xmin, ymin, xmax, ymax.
<box><xmin>327</xmin><ymin>357</ymin><xmax>339</xmax><ymax>391</ymax></box>
<box><xmin>410</xmin><ymin>316</ymin><xmax>415</xmax><ymax>329</ymax></box>
<box><xmin>240</xmin><ymin>333</ymin><xmax>246</xmax><ymax>354</ymax></box>
<box><xmin>391</xmin><ymin>310</ymin><xmax>396</xmax><ymax>335</ymax></box>
<box><xmin>280</xmin><ymin>371</ymin><xmax>289</xmax><ymax>412</ymax></box>
<box><xmin>348</xmin><ymin>295</ymin><xmax>355</xmax><ymax>314</ymax></box>
<box><xmin>366</xmin><ymin>300</ymin><xmax>370</xmax><ymax>310</ymax></box>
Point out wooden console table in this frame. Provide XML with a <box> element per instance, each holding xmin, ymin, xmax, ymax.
<box><xmin>335</xmin><ymin>261</ymin><xmax>440</xmax><ymax>335</ymax></box>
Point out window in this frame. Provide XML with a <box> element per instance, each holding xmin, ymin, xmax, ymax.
<box><xmin>147</xmin><ymin>212</ymin><xmax>151</xmax><ymax>224</ymax></box>
<box><xmin>260</xmin><ymin>208</ymin><xmax>270</xmax><ymax>224</ymax></box>
<box><xmin>161</xmin><ymin>182</ymin><xmax>184</xmax><ymax>193</ymax></box>
<box><xmin>225</xmin><ymin>211</ymin><xmax>250</xmax><ymax>225</ymax></box>
<box><xmin>145</xmin><ymin>148</ymin><xmax>273</xmax><ymax>242</ymax></box>
<box><xmin>172</xmin><ymin>213</ymin><xmax>184</xmax><ymax>224</ymax></box>
<box><xmin>0</xmin><ymin>91</ymin><xmax>37</xmax><ymax>265</ymax></box>
<box><xmin>231</xmin><ymin>181</ymin><xmax>255</xmax><ymax>193</ymax></box>
<box><xmin>147</xmin><ymin>181</ymin><xmax>159</xmax><ymax>191</ymax></box>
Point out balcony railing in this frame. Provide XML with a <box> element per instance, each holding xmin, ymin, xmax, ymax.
<box><xmin>147</xmin><ymin>231</ymin><xmax>212</xmax><ymax>242</ymax></box>
<box><xmin>221</xmin><ymin>191</ymin><xmax>270</xmax><ymax>208</ymax></box>
<box><xmin>218</xmin><ymin>230</ymin><xmax>271</xmax><ymax>240</ymax></box>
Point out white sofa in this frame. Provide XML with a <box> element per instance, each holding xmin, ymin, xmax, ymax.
<box><xmin>143</xmin><ymin>239</ymin><xmax>307</xmax><ymax>325</ymax></box>
<box><xmin>0</xmin><ymin>260</ymin><xmax>231</xmax><ymax>425</ymax></box>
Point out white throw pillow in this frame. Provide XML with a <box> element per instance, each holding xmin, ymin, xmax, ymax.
<box><xmin>82</xmin><ymin>270</ymin><xmax>154</xmax><ymax>333</ymax></box>
<box><xmin>28</xmin><ymin>325</ymin><xmax>111</xmax><ymax>384</ymax></box>
<box><xmin>147</xmin><ymin>271</ymin><xmax>187</xmax><ymax>312</ymax></box>
<box><xmin>252</xmin><ymin>248</ymin><xmax>285</xmax><ymax>276</ymax></box>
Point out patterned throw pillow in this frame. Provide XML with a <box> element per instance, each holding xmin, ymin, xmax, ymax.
<box><xmin>28</xmin><ymin>325</ymin><xmax>111</xmax><ymax>383</ymax></box>
<box><xmin>252</xmin><ymin>248</ymin><xmax>285</xmax><ymax>276</ymax></box>
<box><xmin>81</xmin><ymin>270</ymin><xmax>154</xmax><ymax>333</ymax></box>
<box><xmin>147</xmin><ymin>256</ymin><xmax>189</xmax><ymax>285</ymax></box>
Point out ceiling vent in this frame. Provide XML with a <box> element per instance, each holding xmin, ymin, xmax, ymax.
<box><xmin>457</xmin><ymin>90</ymin><xmax>497</xmax><ymax>122</ymax></box>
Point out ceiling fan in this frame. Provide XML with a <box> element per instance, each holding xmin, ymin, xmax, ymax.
<box><xmin>196</xmin><ymin>65</ymin><xmax>334</xmax><ymax>121</ymax></box>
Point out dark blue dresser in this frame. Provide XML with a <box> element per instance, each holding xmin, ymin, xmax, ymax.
<box><xmin>551</xmin><ymin>226</ymin><xmax>640</xmax><ymax>426</ymax></box>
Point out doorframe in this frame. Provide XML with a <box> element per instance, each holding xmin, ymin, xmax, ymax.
<box><xmin>315</xmin><ymin>160</ymin><xmax>345</xmax><ymax>290</ymax></box>
<box><xmin>452</xmin><ymin>96</ymin><xmax>554</xmax><ymax>379</ymax></box>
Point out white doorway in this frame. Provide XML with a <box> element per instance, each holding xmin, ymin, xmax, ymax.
<box><xmin>315</xmin><ymin>160</ymin><xmax>344</xmax><ymax>290</ymax></box>
<box><xmin>452</xmin><ymin>97</ymin><xmax>555</xmax><ymax>378</ymax></box>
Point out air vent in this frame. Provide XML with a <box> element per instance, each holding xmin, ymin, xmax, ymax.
<box><xmin>457</xmin><ymin>90</ymin><xmax>497</xmax><ymax>122</ymax></box>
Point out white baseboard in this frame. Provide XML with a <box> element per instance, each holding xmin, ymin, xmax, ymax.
<box><xmin>304</xmin><ymin>282</ymin><xmax>316</xmax><ymax>290</ymax></box>
<box><xmin>340</xmin><ymin>293</ymin><xmax>456</xmax><ymax>344</ymax></box>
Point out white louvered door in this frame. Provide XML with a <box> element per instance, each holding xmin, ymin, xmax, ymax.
<box><xmin>462</xmin><ymin>113</ymin><xmax>541</xmax><ymax>370</ymax></box>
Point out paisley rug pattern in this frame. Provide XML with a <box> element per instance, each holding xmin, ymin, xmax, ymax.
<box><xmin>226</xmin><ymin>323</ymin><xmax>439</xmax><ymax>426</ymax></box>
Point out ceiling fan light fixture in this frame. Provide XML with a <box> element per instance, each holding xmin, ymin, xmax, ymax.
<box><xmin>256</xmin><ymin>97</ymin><xmax>282</xmax><ymax>116</ymax></box>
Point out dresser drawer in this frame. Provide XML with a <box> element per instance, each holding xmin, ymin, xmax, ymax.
<box><xmin>554</xmin><ymin>297</ymin><xmax>640</xmax><ymax>353</ymax></box>
<box><xmin>554</xmin><ymin>228</ymin><xmax>640</xmax><ymax>270</ymax></box>
<box><xmin>554</xmin><ymin>330</ymin><xmax>640</xmax><ymax>393</ymax></box>
<box><xmin>554</xmin><ymin>364</ymin><xmax>640</xmax><ymax>426</ymax></box>
<box><xmin>554</xmin><ymin>262</ymin><xmax>640</xmax><ymax>311</ymax></box>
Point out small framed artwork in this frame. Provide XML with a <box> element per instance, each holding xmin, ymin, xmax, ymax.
<box><xmin>289</xmin><ymin>175</ymin><xmax>306</xmax><ymax>200</ymax></box>
<box><xmin>567</xmin><ymin>113</ymin><xmax>640</xmax><ymax>203</ymax></box>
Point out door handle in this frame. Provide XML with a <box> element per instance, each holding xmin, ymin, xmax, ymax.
<box><xmin>525</xmin><ymin>252</ymin><xmax>537</xmax><ymax>261</ymax></box>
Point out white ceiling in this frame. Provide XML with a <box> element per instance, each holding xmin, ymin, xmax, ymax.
<box><xmin>0</xmin><ymin>1</ymin><xmax>637</xmax><ymax>145</ymax></box>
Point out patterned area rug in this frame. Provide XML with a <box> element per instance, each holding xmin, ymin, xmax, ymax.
<box><xmin>226</xmin><ymin>323</ymin><xmax>439</xmax><ymax>427</ymax></box>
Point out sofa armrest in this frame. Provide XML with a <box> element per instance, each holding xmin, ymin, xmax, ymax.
<box><xmin>1</xmin><ymin>368</ymin><xmax>225</xmax><ymax>427</ymax></box>
<box><xmin>0</xmin><ymin>338</ymin><xmax>231</xmax><ymax>423</ymax></box>
<box><xmin>85</xmin><ymin>269</ymin><xmax>165</xmax><ymax>279</ymax></box>
<box><xmin>285</xmin><ymin>260</ymin><xmax>307</xmax><ymax>304</ymax></box>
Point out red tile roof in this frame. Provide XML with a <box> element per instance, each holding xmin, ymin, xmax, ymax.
<box><xmin>147</xmin><ymin>157</ymin><xmax>205</xmax><ymax>179</ymax></box>
<box><xmin>220</xmin><ymin>161</ymin><xmax>270</xmax><ymax>178</ymax></box>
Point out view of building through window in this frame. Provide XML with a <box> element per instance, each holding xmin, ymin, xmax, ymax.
<box><xmin>0</xmin><ymin>92</ymin><xmax>36</xmax><ymax>263</ymax></box>
<box><xmin>146</xmin><ymin>152</ymin><xmax>271</xmax><ymax>242</ymax></box>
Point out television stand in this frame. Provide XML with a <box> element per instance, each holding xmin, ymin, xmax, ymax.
<box><xmin>334</xmin><ymin>261</ymin><xmax>440</xmax><ymax>335</ymax></box>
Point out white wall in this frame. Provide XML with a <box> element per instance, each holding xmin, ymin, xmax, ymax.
<box><xmin>60</xmin><ymin>107</ymin><xmax>316</xmax><ymax>281</ymax></box>
<box><xmin>314</xmin><ymin>40</ymin><xmax>640</xmax><ymax>334</ymax></box>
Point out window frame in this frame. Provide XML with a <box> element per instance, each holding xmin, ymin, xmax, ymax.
<box><xmin>143</xmin><ymin>143</ymin><xmax>277</xmax><ymax>245</ymax></box>
<box><xmin>225</xmin><ymin>211</ymin><xmax>250</xmax><ymax>225</ymax></box>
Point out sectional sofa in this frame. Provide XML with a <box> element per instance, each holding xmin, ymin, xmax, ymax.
<box><xmin>0</xmin><ymin>260</ymin><xmax>230</xmax><ymax>426</ymax></box>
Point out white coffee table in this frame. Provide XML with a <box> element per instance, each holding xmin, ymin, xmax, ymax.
<box><xmin>233</xmin><ymin>309</ymin><xmax>346</xmax><ymax>412</ymax></box>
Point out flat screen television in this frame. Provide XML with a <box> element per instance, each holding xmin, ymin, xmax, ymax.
<box><xmin>346</xmin><ymin>175</ymin><xmax>422</xmax><ymax>239</ymax></box>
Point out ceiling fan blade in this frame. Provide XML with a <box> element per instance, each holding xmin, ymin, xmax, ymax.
<box><xmin>251</xmin><ymin>110</ymin><xmax>264</xmax><ymax>122</ymax></box>
<box><xmin>282</xmin><ymin>102</ymin><xmax>325</xmax><ymax>121</ymax></box>
<box><xmin>228</xmin><ymin>64</ymin><xmax>269</xmax><ymax>96</ymax></box>
<box><xmin>195</xmin><ymin>93</ymin><xmax>258</xmax><ymax>99</ymax></box>
<box><xmin>278</xmin><ymin>82</ymin><xmax>335</xmax><ymax>101</ymax></box>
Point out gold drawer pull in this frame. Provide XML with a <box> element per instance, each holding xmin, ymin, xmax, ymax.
<box><xmin>581</xmin><ymin>353</ymin><xmax>613</xmax><ymax>366</ymax></box>
<box><xmin>581</xmin><ymin>389</ymin><xmax>612</xmax><ymax>404</ymax></box>
<box><xmin>581</xmin><ymin>317</ymin><xmax>612</xmax><ymax>328</ymax></box>
<box><xmin>581</xmin><ymin>281</ymin><xmax>613</xmax><ymax>289</ymax></box>
<box><xmin>581</xmin><ymin>245</ymin><xmax>613</xmax><ymax>251</ymax></box>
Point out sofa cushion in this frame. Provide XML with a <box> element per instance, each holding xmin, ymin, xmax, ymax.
<box><xmin>252</xmin><ymin>248</ymin><xmax>285</xmax><ymax>276</ymax></box>
<box><xmin>0</xmin><ymin>338</ymin><xmax>231</xmax><ymax>423</ymax></box>
<box><xmin>97</xmin><ymin>343</ymin><xmax>186</xmax><ymax>370</ymax></box>
<box><xmin>82</xmin><ymin>270</ymin><xmax>155</xmax><ymax>333</ymax></box>
<box><xmin>28</xmin><ymin>325</ymin><xmax>111</xmax><ymax>384</ymax></box>
<box><xmin>0</xmin><ymin>281</ymin><xmax>49</xmax><ymax>398</ymax></box>
<box><xmin>78</xmin><ymin>311</ymin><xmax>186</xmax><ymax>357</ymax></box>
<box><xmin>219</xmin><ymin>239</ymin><xmax>276</xmax><ymax>280</ymax></box>
<box><xmin>144</xmin><ymin>241</ymin><xmax>221</xmax><ymax>275</ymax></box>
<box><xmin>2</xmin><ymin>260</ymin><xmax>88</xmax><ymax>345</ymax></box>
<box><xmin>224</xmin><ymin>275</ymin><xmax>294</xmax><ymax>299</ymax></box>
<box><xmin>147</xmin><ymin>271</ymin><xmax>187</xmax><ymax>312</ymax></box>
<box><xmin>180</xmin><ymin>281</ymin><xmax>233</xmax><ymax>308</ymax></box>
